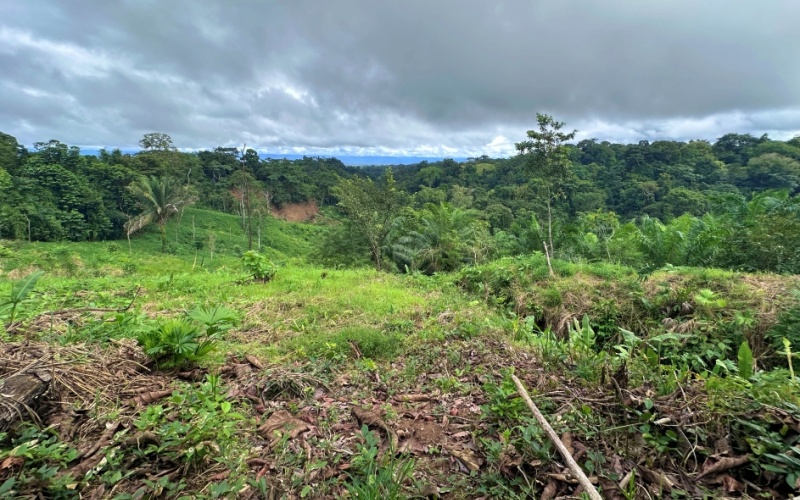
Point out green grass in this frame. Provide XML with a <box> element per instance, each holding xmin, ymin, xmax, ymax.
<box><xmin>0</xmin><ymin>208</ymin><xmax>498</xmax><ymax>367</ymax></box>
<box><xmin>0</xmin><ymin>207</ymin><xmax>326</xmax><ymax>278</ymax></box>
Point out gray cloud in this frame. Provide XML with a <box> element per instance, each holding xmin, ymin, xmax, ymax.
<box><xmin>1</xmin><ymin>0</ymin><xmax>799</xmax><ymax>157</ymax></box>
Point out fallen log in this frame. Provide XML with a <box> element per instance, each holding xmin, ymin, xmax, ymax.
<box><xmin>0</xmin><ymin>372</ymin><xmax>51</xmax><ymax>431</ymax></box>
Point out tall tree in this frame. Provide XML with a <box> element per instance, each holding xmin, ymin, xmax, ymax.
<box><xmin>332</xmin><ymin>169</ymin><xmax>405</xmax><ymax>271</ymax></box>
<box><xmin>515</xmin><ymin>114</ymin><xmax>577</xmax><ymax>257</ymax></box>
<box><xmin>138</xmin><ymin>133</ymin><xmax>177</xmax><ymax>152</ymax></box>
<box><xmin>0</xmin><ymin>132</ymin><xmax>24</xmax><ymax>175</ymax></box>
<box><xmin>125</xmin><ymin>176</ymin><xmax>192</xmax><ymax>252</ymax></box>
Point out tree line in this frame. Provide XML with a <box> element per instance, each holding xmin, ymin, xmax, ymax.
<box><xmin>0</xmin><ymin>132</ymin><xmax>359</xmax><ymax>246</ymax></box>
<box><xmin>1</xmin><ymin>122</ymin><xmax>799</xmax><ymax>273</ymax></box>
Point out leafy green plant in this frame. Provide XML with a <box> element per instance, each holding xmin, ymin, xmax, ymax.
<box><xmin>0</xmin><ymin>426</ymin><xmax>79</xmax><ymax>497</ymax></box>
<box><xmin>737</xmin><ymin>341</ymin><xmax>754</xmax><ymax>380</ymax></box>
<box><xmin>137</xmin><ymin>305</ymin><xmax>238</xmax><ymax>368</ymax></box>
<box><xmin>343</xmin><ymin>425</ymin><xmax>416</xmax><ymax>499</ymax></box>
<box><xmin>186</xmin><ymin>304</ymin><xmax>238</xmax><ymax>337</ymax></box>
<box><xmin>0</xmin><ymin>243</ymin><xmax>14</xmax><ymax>258</ymax></box>
<box><xmin>241</xmin><ymin>250</ymin><xmax>276</xmax><ymax>282</ymax></box>
<box><xmin>132</xmin><ymin>375</ymin><xmax>247</xmax><ymax>466</ymax></box>
<box><xmin>566</xmin><ymin>315</ymin><xmax>608</xmax><ymax>382</ymax></box>
<box><xmin>482</xmin><ymin>372</ymin><xmax>528</xmax><ymax>422</ymax></box>
<box><xmin>118</xmin><ymin>376</ymin><xmax>249</xmax><ymax>500</ymax></box>
<box><xmin>0</xmin><ymin>270</ymin><xmax>43</xmax><ymax>326</ymax></box>
<box><xmin>768</xmin><ymin>291</ymin><xmax>800</xmax><ymax>367</ymax></box>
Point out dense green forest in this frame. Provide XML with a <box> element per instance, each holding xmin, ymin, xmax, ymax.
<box><xmin>3</xmin><ymin>121</ymin><xmax>800</xmax><ymax>274</ymax></box>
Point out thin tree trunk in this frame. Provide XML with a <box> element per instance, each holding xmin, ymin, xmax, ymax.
<box><xmin>547</xmin><ymin>196</ymin><xmax>554</xmax><ymax>258</ymax></box>
<box><xmin>543</xmin><ymin>241</ymin><xmax>555</xmax><ymax>277</ymax></box>
<box><xmin>160</xmin><ymin>223</ymin><xmax>166</xmax><ymax>253</ymax></box>
<box><xmin>372</xmin><ymin>245</ymin><xmax>382</xmax><ymax>272</ymax></box>
<box><xmin>247</xmin><ymin>208</ymin><xmax>253</xmax><ymax>250</ymax></box>
<box><xmin>175</xmin><ymin>207</ymin><xmax>185</xmax><ymax>243</ymax></box>
<box><xmin>257</xmin><ymin>212</ymin><xmax>262</xmax><ymax>251</ymax></box>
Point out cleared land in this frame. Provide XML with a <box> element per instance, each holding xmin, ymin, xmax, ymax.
<box><xmin>1</xmin><ymin>210</ymin><xmax>799</xmax><ymax>499</ymax></box>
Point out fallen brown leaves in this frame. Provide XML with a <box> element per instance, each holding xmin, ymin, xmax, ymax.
<box><xmin>695</xmin><ymin>455</ymin><xmax>751</xmax><ymax>481</ymax></box>
<box><xmin>258</xmin><ymin>410</ymin><xmax>313</xmax><ymax>447</ymax></box>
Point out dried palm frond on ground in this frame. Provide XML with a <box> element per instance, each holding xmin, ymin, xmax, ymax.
<box><xmin>0</xmin><ymin>340</ymin><xmax>166</xmax><ymax>424</ymax></box>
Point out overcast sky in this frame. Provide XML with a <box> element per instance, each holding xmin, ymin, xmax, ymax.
<box><xmin>1</xmin><ymin>1</ymin><xmax>799</xmax><ymax>157</ymax></box>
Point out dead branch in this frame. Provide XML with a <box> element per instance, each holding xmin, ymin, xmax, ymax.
<box><xmin>511</xmin><ymin>375</ymin><xmax>602</xmax><ymax>500</ymax></box>
<box><xmin>126</xmin><ymin>388</ymin><xmax>174</xmax><ymax>407</ymax></box>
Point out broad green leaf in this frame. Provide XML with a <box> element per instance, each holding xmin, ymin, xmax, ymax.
<box><xmin>10</xmin><ymin>271</ymin><xmax>44</xmax><ymax>303</ymax></box>
<box><xmin>0</xmin><ymin>478</ymin><xmax>16</xmax><ymax>495</ymax></box>
<box><xmin>737</xmin><ymin>341</ymin><xmax>754</xmax><ymax>380</ymax></box>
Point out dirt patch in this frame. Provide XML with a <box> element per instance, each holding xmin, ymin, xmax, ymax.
<box><xmin>270</xmin><ymin>200</ymin><xmax>319</xmax><ymax>222</ymax></box>
<box><xmin>5</xmin><ymin>266</ymin><xmax>40</xmax><ymax>280</ymax></box>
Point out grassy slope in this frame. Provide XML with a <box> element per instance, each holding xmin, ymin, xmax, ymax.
<box><xmin>1</xmin><ymin>210</ymin><xmax>800</xmax><ymax>498</ymax></box>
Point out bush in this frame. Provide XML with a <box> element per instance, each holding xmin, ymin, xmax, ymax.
<box><xmin>0</xmin><ymin>243</ymin><xmax>14</xmax><ymax>258</ymax></box>
<box><xmin>241</xmin><ymin>251</ymin><xmax>276</xmax><ymax>282</ymax></box>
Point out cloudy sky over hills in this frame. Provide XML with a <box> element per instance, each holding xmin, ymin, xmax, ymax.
<box><xmin>1</xmin><ymin>1</ymin><xmax>799</xmax><ymax>157</ymax></box>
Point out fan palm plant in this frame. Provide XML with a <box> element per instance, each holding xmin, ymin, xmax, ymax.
<box><xmin>125</xmin><ymin>176</ymin><xmax>191</xmax><ymax>252</ymax></box>
<box><xmin>391</xmin><ymin>203</ymin><xmax>489</xmax><ymax>274</ymax></box>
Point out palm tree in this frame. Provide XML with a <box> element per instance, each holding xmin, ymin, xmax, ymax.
<box><xmin>391</xmin><ymin>203</ymin><xmax>489</xmax><ymax>274</ymax></box>
<box><xmin>125</xmin><ymin>176</ymin><xmax>191</xmax><ymax>252</ymax></box>
<box><xmin>634</xmin><ymin>215</ymin><xmax>684</xmax><ymax>270</ymax></box>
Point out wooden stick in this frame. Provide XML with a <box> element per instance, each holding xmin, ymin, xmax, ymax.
<box><xmin>512</xmin><ymin>375</ymin><xmax>602</xmax><ymax>500</ymax></box>
<box><xmin>543</xmin><ymin>241</ymin><xmax>555</xmax><ymax>277</ymax></box>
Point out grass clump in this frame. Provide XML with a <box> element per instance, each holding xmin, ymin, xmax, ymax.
<box><xmin>286</xmin><ymin>326</ymin><xmax>404</xmax><ymax>361</ymax></box>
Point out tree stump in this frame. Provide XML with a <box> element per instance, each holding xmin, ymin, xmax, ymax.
<box><xmin>0</xmin><ymin>372</ymin><xmax>51</xmax><ymax>431</ymax></box>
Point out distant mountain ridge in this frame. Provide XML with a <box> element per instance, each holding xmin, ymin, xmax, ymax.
<box><xmin>76</xmin><ymin>148</ymin><xmax>467</xmax><ymax>167</ymax></box>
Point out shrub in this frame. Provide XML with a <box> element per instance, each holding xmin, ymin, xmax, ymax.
<box><xmin>241</xmin><ymin>251</ymin><xmax>276</xmax><ymax>282</ymax></box>
<box><xmin>0</xmin><ymin>243</ymin><xmax>14</xmax><ymax>258</ymax></box>
<box><xmin>344</xmin><ymin>425</ymin><xmax>416</xmax><ymax>498</ymax></box>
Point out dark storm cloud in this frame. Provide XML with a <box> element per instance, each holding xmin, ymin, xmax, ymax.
<box><xmin>1</xmin><ymin>0</ymin><xmax>799</xmax><ymax>156</ymax></box>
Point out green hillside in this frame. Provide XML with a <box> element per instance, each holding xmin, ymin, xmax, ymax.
<box><xmin>1</xmin><ymin>206</ymin><xmax>799</xmax><ymax>498</ymax></box>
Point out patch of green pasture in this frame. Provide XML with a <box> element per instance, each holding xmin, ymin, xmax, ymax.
<box><xmin>0</xmin><ymin>207</ymin><xmax>328</xmax><ymax>278</ymax></box>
